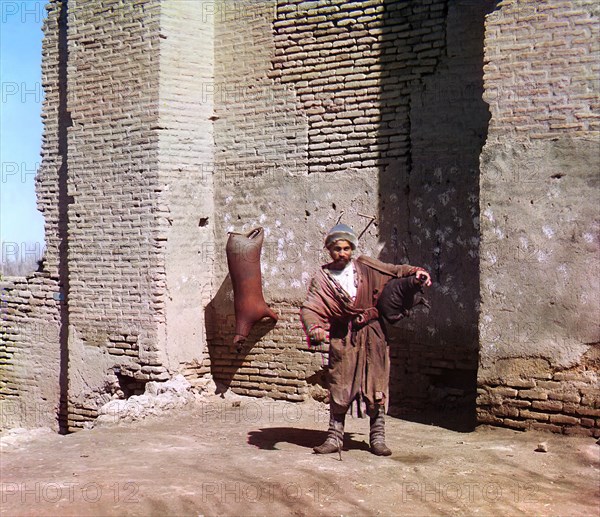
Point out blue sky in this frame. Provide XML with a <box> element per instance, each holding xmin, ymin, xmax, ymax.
<box><xmin>0</xmin><ymin>0</ymin><xmax>47</xmax><ymax>264</ymax></box>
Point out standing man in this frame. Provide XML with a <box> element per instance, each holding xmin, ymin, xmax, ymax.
<box><xmin>300</xmin><ymin>224</ymin><xmax>431</xmax><ymax>456</ymax></box>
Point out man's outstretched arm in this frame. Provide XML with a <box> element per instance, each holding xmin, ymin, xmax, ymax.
<box><xmin>357</xmin><ymin>256</ymin><xmax>432</xmax><ymax>286</ymax></box>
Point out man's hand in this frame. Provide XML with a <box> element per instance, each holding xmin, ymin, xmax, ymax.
<box><xmin>354</xmin><ymin>307</ymin><xmax>379</xmax><ymax>327</ymax></box>
<box><xmin>308</xmin><ymin>326</ymin><xmax>327</xmax><ymax>343</ymax></box>
<box><xmin>416</xmin><ymin>269</ymin><xmax>432</xmax><ymax>287</ymax></box>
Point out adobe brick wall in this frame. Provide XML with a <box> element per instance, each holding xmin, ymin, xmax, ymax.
<box><xmin>158</xmin><ymin>0</ymin><xmax>215</xmax><ymax>370</ymax></box>
<box><xmin>478</xmin><ymin>0</ymin><xmax>600</xmax><ymax>436</ymax></box>
<box><xmin>483</xmin><ymin>0</ymin><xmax>599</xmax><ymax>138</ymax></box>
<box><xmin>61</xmin><ymin>0</ymin><xmax>167</xmax><ymax>431</ymax></box>
<box><xmin>207</xmin><ymin>0</ymin><xmax>495</xmax><ymax>418</ymax></box>
<box><xmin>2</xmin><ymin>0</ymin><xmax>597</xmax><ymax>435</ymax></box>
<box><xmin>0</xmin><ymin>274</ymin><xmax>61</xmax><ymax>430</ymax></box>
<box><xmin>0</xmin><ymin>0</ymin><xmax>63</xmax><ymax>432</ymax></box>
<box><xmin>382</xmin><ymin>0</ymin><xmax>494</xmax><ymax>412</ymax></box>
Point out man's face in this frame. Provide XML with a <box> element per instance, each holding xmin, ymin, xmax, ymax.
<box><xmin>328</xmin><ymin>240</ymin><xmax>353</xmax><ymax>268</ymax></box>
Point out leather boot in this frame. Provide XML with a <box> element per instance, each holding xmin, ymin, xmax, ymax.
<box><xmin>314</xmin><ymin>411</ymin><xmax>345</xmax><ymax>454</ymax></box>
<box><xmin>370</xmin><ymin>409</ymin><xmax>392</xmax><ymax>456</ymax></box>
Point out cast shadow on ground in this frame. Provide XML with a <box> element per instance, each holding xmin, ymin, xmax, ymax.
<box><xmin>205</xmin><ymin>274</ymin><xmax>276</xmax><ymax>394</ymax></box>
<box><xmin>247</xmin><ymin>427</ymin><xmax>370</xmax><ymax>452</ymax></box>
<box><xmin>390</xmin><ymin>408</ymin><xmax>477</xmax><ymax>434</ymax></box>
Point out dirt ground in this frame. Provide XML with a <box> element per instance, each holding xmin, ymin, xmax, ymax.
<box><xmin>1</xmin><ymin>396</ymin><xmax>599</xmax><ymax>517</ymax></box>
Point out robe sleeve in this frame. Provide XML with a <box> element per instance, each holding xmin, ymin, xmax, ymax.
<box><xmin>356</xmin><ymin>255</ymin><xmax>421</xmax><ymax>278</ymax></box>
<box><xmin>299</xmin><ymin>274</ymin><xmax>331</xmax><ymax>334</ymax></box>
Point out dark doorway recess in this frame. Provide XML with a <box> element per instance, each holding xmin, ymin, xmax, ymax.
<box><xmin>377</xmin><ymin>0</ymin><xmax>500</xmax><ymax>430</ymax></box>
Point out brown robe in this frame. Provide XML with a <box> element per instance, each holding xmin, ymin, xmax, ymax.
<box><xmin>300</xmin><ymin>255</ymin><xmax>419</xmax><ymax>416</ymax></box>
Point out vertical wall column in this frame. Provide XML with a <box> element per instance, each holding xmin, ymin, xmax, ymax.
<box><xmin>158</xmin><ymin>0</ymin><xmax>216</xmax><ymax>373</ymax></box>
<box><xmin>478</xmin><ymin>0</ymin><xmax>599</xmax><ymax>435</ymax></box>
<box><xmin>63</xmin><ymin>0</ymin><xmax>165</xmax><ymax>430</ymax></box>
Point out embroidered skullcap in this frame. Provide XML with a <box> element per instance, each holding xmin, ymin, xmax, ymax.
<box><xmin>325</xmin><ymin>224</ymin><xmax>358</xmax><ymax>250</ymax></box>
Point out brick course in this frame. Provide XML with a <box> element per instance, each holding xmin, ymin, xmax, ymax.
<box><xmin>477</xmin><ymin>366</ymin><xmax>600</xmax><ymax>437</ymax></box>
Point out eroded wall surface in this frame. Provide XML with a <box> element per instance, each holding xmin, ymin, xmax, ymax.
<box><xmin>1</xmin><ymin>1</ymin><xmax>64</xmax><ymax>431</ymax></box>
<box><xmin>207</xmin><ymin>0</ymin><xmax>495</xmax><ymax>416</ymax></box>
<box><xmin>1</xmin><ymin>0</ymin><xmax>217</xmax><ymax>432</ymax></box>
<box><xmin>2</xmin><ymin>0</ymin><xmax>598</xmax><ymax>435</ymax></box>
<box><xmin>0</xmin><ymin>275</ymin><xmax>61</xmax><ymax>430</ymax></box>
<box><xmin>60</xmin><ymin>0</ymin><xmax>167</xmax><ymax>431</ymax></box>
<box><xmin>158</xmin><ymin>0</ymin><xmax>215</xmax><ymax>377</ymax></box>
<box><xmin>478</xmin><ymin>0</ymin><xmax>599</xmax><ymax>435</ymax></box>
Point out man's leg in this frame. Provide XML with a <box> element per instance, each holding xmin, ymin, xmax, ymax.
<box><xmin>369</xmin><ymin>405</ymin><xmax>392</xmax><ymax>456</ymax></box>
<box><xmin>314</xmin><ymin>405</ymin><xmax>346</xmax><ymax>454</ymax></box>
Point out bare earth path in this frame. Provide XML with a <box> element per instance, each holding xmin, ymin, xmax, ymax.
<box><xmin>1</xmin><ymin>396</ymin><xmax>599</xmax><ymax>516</ymax></box>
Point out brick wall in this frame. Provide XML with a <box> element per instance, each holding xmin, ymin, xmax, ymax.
<box><xmin>477</xmin><ymin>360</ymin><xmax>599</xmax><ymax>436</ymax></box>
<box><xmin>37</xmin><ymin>0</ymin><xmax>64</xmax><ymax>278</ymax></box>
<box><xmin>208</xmin><ymin>0</ymin><xmax>493</xmax><ymax>418</ymax></box>
<box><xmin>158</xmin><ymin>0</ymin><xmax>215</xmax><ymax>370</ymax></box>
<box><xmin>206</xmin><ymin>303</ymin><xmax>324</xmax><ymax>401</ymax></box>
<box><xmin>61</xmin><ymin>0</ymin><xmax>166</xmax><ymax>431</ymax></box>
<box><xmin>0</xmin><ymin>1</ymin><xmax>64</xmax><ymax>432</ymax></box>
<box><xmin>4</xmin><ymin>0</ymin><xmax>597</xmax><ymax>435</ymax></box>
<box><xmin>379</xmin><ymin>0</ymin><xmax>495</xmax><ymax>414</ymax></box>
<box><xmin>209</xmin><ymin>0</ymin><xmax>320</xmax><ymax>403</ymax></box>
<box><xmin>483</xmin><ymin>0</ymin><xmax>599</xmax><ymax>139</ymax></box>
<box><xmin>478</xmin><ymin>0</ymin><xmax>599</xmax><ymax>436</ymax></box>
<box><xmin>0</xmin><ymin>274</ymin><xmax>61</xmax><ymax>430</ymax></box>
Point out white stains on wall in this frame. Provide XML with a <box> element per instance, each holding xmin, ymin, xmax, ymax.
<box><xmin>535</xmin><ymin>249</ymin><xmax>550</xmax><ymax>262</ymax></box>
<box><xmin>277</xmin><ymin>238</ymin><xmax>285</xmax><ymax>262</ymax></box>
<box><xmin>518</xmin><ymin>235</ymin><xmax>528</xmax><ymax>248</ymax></box>
<box><xmin>555</xmin><ymin>264</ymin><xmax>570</xmax><ymax>286</ymax></box>
<box><xmin>484</xmin><ymin>279</ymin><xmax>497</xmax><ymax>294</ymax></box>
<box><xmin>542</xmin><ymin>225</ymin><xmax>554</xmax><ymax>238</ymax></box>
<box><xmin>301</xmin><ymin>271</ymin><xmax>310</xmax><ymax>285</ymax></box>
<box><xmin>438</xmin><ymin>189</ymin><xmax>454</xmax><ymax>206</ymax></box>
<box><xmin>479</xmin><ymin>314</ymin><xmax>497</xmax><ymax>352</ymax></box>
<box><xmin>485</xmin><ymin>251</ymin><xmax>498</xmax><ymax>265</ymax></box>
